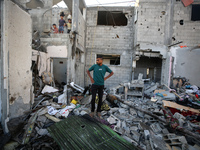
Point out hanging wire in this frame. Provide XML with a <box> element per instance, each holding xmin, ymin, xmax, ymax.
<box><xmin>87</xmin><ymin>1</ymin><xmax>136</xmax><ymax>7</ymax></box>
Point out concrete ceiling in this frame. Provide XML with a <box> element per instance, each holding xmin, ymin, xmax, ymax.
<box><xmin>53</xmin><ymin>0</ymin><xmax>62</xmax><ymax>6</ymax></box>
<box><xmin>26</xmin><ymin>0</ymin><xmax>44</xmax><ymax>8</ymax></box>
<box><xmin>63</xmin><ymin>0</ymin><xmax>86</xmax><ymax>11</ymax></box>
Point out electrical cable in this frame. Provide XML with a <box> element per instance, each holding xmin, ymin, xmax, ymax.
<box><xmin>95</xmin><ymin>0</ymin><xmax>117</xmax><ymax>26</ymax></box>
<box><xmin>87</xmin><ymin>1</ymin><xmax>135</xmax><ymax>7</ymax></box>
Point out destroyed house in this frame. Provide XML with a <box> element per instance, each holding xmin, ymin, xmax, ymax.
<box><xmin>0</xmin><ymin>0</ymin><xmax>200</xmax><ymax>149</ymax></box>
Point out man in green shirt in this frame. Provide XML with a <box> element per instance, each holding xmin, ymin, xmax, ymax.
<box><xmin>87</xmin><ymin>55</ymin><xmax>114</xmax><ymax>117</ymax></box>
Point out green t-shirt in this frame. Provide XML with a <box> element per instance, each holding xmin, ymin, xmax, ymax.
<box><xmin>89</xmin><ymin>64</ymin><xmax>112</xmax><ymax>85</ymax></box>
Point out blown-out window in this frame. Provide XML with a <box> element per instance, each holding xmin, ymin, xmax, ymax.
<box><xmin>191</xmin><ymin>4</ymin><xmax>200</xmax><ymax>21</ymax></box>
<box><xmin>97</xmin><ymin>11</ymin><xmax>127</xmax><ymax>26</ymax></box>
<box><xmin>97</xmin><ymin>54</ymin><xmax>120</xmax><ymax>65</ymax></box>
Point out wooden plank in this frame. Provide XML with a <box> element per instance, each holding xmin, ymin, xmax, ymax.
<box><xmin>163</xmin><ymin>100</ymin><xmax>200</xmax><ymax>114</ymax></box>
<box><xmin>154</xmin><ymin>89</ymin><xmax>165</xmax><ymax>94</ymax></box>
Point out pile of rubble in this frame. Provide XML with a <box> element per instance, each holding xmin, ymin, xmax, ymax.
<box><xmin>1</xmin><ymin>74</ymin><xmax>200</xmax><ymax>150</ymax></box>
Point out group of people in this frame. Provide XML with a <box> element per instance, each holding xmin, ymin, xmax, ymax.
<box><xmin>52</xmin><ymin>13</ymin><xmax>114</xmax><ymax>118</ymax></box>
<box><xmin>51</xmin><ymin>12</ymin><xmax>72</xmax><ymax>34</ymax></box>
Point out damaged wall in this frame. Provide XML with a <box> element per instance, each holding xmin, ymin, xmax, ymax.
<box><xmin>3</xmin><ymin>0</ymin><xmax>32</xmax><ymax>119</ymax></box>
<box><xmin>74</xmin><ymin>7</ymin><xmax>86</xmax><ymax>87</ymax></box>
<box><xmin>85</xmin><ymin>7</ymin><xmax>135</xmax><ymax>88</ymax></box>
<box><xmin>29</xmin><ymin>8</ymin><xmax>52</xmax><ymax>33</ymax></box>
<box><xmin>171</xmin><ymin>47</ymin><xmax>200</xmax><ymax>86</ymax></box>
<box><xmin>136</xmin><ymin>0</ymin><xmax>200</xmax><ymax>86</ymax></box>
<box><xmin>0</xmin><ymin>0</ymin><xmax>7</xmax><ymax>127</ymax></box>
<box><xmin>77</xmin><ymin>8</ymin><xmax>86</xmax><ymax>51</ymax></box>
<box><xmin>32</xmin><ymin>0</ymin><xmax>87</xmax><ymax>87</ymax></box>
<box><xmin>137</xmin><ymin>0</ymin><xmax>168</xmax><ymax>46</ymax></box>
<box><xmin>169</xmin><ymin>1</ymin><xmax>200</xmax><ymax>86</ymax></box>
<box><xmin>172</xmin><ymin>0</ymin><xmax>200</xmax><ymax>47</ymax></box>
<box><xmin>32</xmin><ymin>50</ymin><xmax>47</xmax><ymax>76</ymax></box>
<box><xmin>32</xmin><ymin>45</ymin><xmax>68</xmax><ymax>76</ymax></box>
<box><xmin>136</xmin><ymin>0</ymin><xmax>170</xmax><ymax>84</ymax></box>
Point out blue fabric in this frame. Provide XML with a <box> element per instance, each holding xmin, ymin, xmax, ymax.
<box><xmin>59</xmin><ymin>26</ymin><xmax>64</xmax><ymax>32</ymax></box>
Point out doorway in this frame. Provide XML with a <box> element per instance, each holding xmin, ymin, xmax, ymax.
<box><xmin>52</xmin><ymin>58</ymin><xmax>67</xmax><ymax>85</ymax></box>
<box><xmin>134</xmin><ymin>56</ymin><xmax>162</xmax><ymax>82</ymax></box>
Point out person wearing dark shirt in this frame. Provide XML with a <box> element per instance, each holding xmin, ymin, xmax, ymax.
<box><xmin>87</xmin><ymin>55</ymin><xmax>114</xmax><ymax>118</ymax></box>
<box><xmin>59</xmin><ymin>14</ymin><xmax>66</xmax><ymax>33</ymax></box>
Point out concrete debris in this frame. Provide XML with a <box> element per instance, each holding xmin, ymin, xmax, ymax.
<box><xmin>107</xmin><ymin>115</ymin><xmax>117</xmax><ymax>124</ymax></box>
<box><xmin>58</xmin><ymin>85</ymin><xmax>67</xmax><ymax>104</ymax></box>
<box><xmin>3</xmin><ymin>79</ymin><xmax>200</xmax><ymax>150</ymax></box>
<box><xmin>144</xmin><ymin>130</ymin><xmax>150</xmax><ymax>140</ymax></box>
<box><xmin>41</xmin><ymin>85</ymin><xmax>59</xmax><ymax>94</ymax></box>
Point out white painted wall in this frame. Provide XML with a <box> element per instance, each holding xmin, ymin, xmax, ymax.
<box><xmin>32</xmin><ymin>50</ymin><xmax>47</xmax><ymax>76</ymax></box>
<box><xmin>47</xmin><ymin>45</ymin><xmax>68</xmax><ymax>58</ymax></box>
<box><xmin>32</xmin><ymin>46</ymin><xmax>68</xmax><ymax>76</ymax></box>
<box><xmin>47</xmin><ymin>46</ymin><xmax>68</xmax><ymax>72</ymax></box>
<box><xmin>7</xmin><ymin>0</ymin><xmax>32</xmax><ymax>104</ymax></box>
<box><xmin>171</xmin><ymin>47</ymin><xmax>200</xmax><ymax>86</ymax></box>
<box><xmin>3</xmin><ymin>0</ymin><xmax>33</xmax><ymax>119</ymax></box>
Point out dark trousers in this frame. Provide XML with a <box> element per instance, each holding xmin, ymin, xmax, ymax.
<box><xmin>91</xmin><ymin>84</ymin><xmax>104</xmax><ymax>112</ymax></box>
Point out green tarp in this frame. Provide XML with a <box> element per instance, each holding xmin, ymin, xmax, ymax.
<box><xmin>48</xmin><ymin>115</ymin><xmax>137</xmax><ymax>150</ymax></box>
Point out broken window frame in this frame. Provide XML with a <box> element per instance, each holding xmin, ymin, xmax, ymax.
<box><xmin>97</xmin><ymin>11</ymin><xmax>128</xmax><ymax>26</ymax></box>
<box><xmin>96</xmin><ymin>54</ymin><xmax>121</xmax><ymax>66</ymax></box>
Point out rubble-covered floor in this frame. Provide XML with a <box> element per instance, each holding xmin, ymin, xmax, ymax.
<box><xmin>1</xmin><ymin>76</ymin><xmax>200</xmax><ymax>150</ymax></box>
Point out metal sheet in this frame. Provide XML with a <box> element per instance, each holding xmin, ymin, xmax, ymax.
<box><xmin>48</xmin><ymin>115</ymin><xmax>137</xmax><ymax>150</ymax></box>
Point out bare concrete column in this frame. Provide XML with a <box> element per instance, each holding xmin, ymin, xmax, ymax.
<box><xmin>72</xmin><ymin>0</ymin><xmax>79</xmax><ymax>32</ymax></box>
<box><xmin>0</xmin><ymin>0</ymin><xmax>9</xmax><ymax>133</ymax></box>
<box><xmin>83</xmin><ymin>7</ymin><xmax>86</xmax><ymax>20</ymax></box>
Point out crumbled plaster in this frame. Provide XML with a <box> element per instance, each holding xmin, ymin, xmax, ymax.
<box><xmin>138</xmin><ymin>43</ymin><xmax>168</xmax><ymax>58</ymax></box>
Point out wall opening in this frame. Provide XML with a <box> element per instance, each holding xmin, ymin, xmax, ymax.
<box><xmin>134</xmin><ymin>56</ymin><xmax>162</xmax><ymax>82</ymax></box>
<box><xmin>52</xmin><ymin>58</ymin><xmax>67</xmax><ymax>85</ymax></box>
<box><xmin>97</xmin><ymin>54</ymin><xmax>120</xmax><ymax>65</ymax></box>
<box><xmin>191</xmin><ymin>4</ymin><xmax>200</xmax><ymax>21</ymax></box>
<box><xmin>97</xmin><ymin>11</ymin><xmax>127</xmax><ymax>26</ymax></box>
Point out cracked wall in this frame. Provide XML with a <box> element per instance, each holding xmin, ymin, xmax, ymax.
<box><xmin>172</xmin><ymin>1</ymin><xmax>200</xmax><ymax>47</ymax></box>
<box><xmin>3</xmin><ymin>0</ymin><xmax>32</xmax><ymax>119</ymax></box>
<box><xmin>136</xmin><ymin>0</ymin><xmax>200</xmax><ymax>86</ymax></box>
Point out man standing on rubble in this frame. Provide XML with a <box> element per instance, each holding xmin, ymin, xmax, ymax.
<box><xmin>87</xmin><ymin>55</ymin><xmax>114</xmax><ymax>118</ymax></box>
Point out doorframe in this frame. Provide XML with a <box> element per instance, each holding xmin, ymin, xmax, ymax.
<box><xmin>0</xmin><ymin>0</ymin><xmax>9</xmax><ymax>133</ymax></box>
<box><xmin>50</xmin><ymin>57</ymin><xmax>68</xmax><ymax>85</ymax></box>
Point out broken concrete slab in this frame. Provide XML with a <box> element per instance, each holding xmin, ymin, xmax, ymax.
<box><xmin>41</xmin><ymin>85</ymin><xmax>59</xmax><ymax>94</ymax></box>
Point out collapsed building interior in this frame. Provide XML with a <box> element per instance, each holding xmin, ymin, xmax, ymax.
<box><xmin>0</xmin><ymin>0</ymin><xmax>200</xmax><ymax>149</ymax></box>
